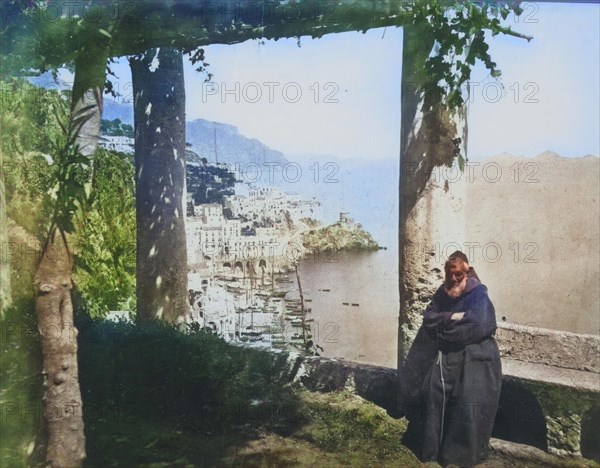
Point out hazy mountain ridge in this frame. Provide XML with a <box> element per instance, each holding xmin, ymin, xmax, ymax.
<box><xmin>474</xmin><ymin>150</ymin><xmax>599</xmax><ymax>161</ymax></box>
<box><xmin>103</xmin><ymin>98</ymin><xmax>135</xmax><ymax>123</ymax></box>
<box><xmin>103</xmin><ymin>98</ymin><xmax>287</xmax><ymax>165</ymax></box>
<box><xmin>186</xmin><ymin>119</ymin><xmax>287</xmax><ymax>165</ymax></box>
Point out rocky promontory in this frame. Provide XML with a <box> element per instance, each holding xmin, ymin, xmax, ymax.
<box><xmin>301</xmin><ymin>222</ymin><xmax>379</xmax><ymax>253</ymax></box>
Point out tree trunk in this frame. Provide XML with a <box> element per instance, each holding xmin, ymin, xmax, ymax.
<box><xmin>130</xmin><ymin>48</ymin><xmax>189</xmax><ymax>324</ymax></box>
<box><xmin>34</xmin><ymin>43</ymin><xmax>108</xmax><ymax>467</ymax></box>
<box><xmin>397</xmin><ymin>25</ymin><xmax>468</xmax><ymax>366</ymax></box>
<box><xmin>35</xmin><ymin>228</ymin><xmax>85</xmax><ymax>467</ymax></box>
<box><xmin>0</xmin><ymin>167</ymin><xmax>9</xmax><ymax>314</ymax></box>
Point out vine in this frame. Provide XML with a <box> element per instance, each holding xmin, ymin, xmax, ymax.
<box><xmin>412</xmin><ymin>1</ymin><xmax>531</xmax><ymax>111</ymax></box>
<box><xmin>46</xmin><ymin>96</ymin><xmax>95</xmax><ymax>238</ymax></box>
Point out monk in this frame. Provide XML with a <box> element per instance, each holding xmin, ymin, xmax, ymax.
<box><xmin>399</xmin><ymin>251</ymin><xmax>502</xmax><ymax>467</ymax></box>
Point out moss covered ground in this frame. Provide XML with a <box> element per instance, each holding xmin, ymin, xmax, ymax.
<box><xmin>2</xmin><ymin>298</ymin><xmax>598</xmax><ymax>468</ymax></box>
<box><xmin>84</xmin><ymin>386</ymin><xmax>598</xmax><ymax>468</ymax></box>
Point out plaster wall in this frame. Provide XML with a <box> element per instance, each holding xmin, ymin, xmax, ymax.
<box><xmin>465</xmin><ymin>153</ymin><xmax>599</xmax><ymax>335</ymax></box>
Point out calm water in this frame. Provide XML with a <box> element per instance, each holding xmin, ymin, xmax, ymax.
<box><xmin>283</xmin><ymin>249</ymin><xmax>399</xmax><ymax>368</ymax></box>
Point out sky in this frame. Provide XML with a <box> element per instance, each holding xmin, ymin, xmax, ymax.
<box><xmin>61</xmin><ymin>2</ymin><xmax>600</xmax><ymax>161</ymax></box>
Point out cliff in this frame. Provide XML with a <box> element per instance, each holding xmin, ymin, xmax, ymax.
<box><xmin>301</xmin><ymin>222</ymin><xmax>379</xmax><ymax>253</ymax></box>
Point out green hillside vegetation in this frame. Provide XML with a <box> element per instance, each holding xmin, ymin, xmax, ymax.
<box><xmin>1</xmin><ymin>78</ymin><xmax>136</xmax><ymax>317</ymax></box>
<box><xmin>302</xmin><ymin>222</ymin><xmax>380</xmax><ymax>253</ymax></box>
<box><xmin>100</xmin><ymin>118</ymin><xmax>133</xmax><ymax>137</ymax></box>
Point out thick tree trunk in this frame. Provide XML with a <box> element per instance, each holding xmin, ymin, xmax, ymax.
<box><xmin>34</xmin><ymin>43</ymin><xmax>108</xmax><ymax>467</ymax></box>
<box><xmin>130</xmin><ymin>48</ymin><xmax>189</xmax><ymax>324</ymax></box>
<box><xmin>35</xmin><ymin>228</ymin><xmax>85</xmax><ymax>467</ymax></box>
<box><xmin>397</xmin><ymin>25</ymin><xmax>468</xmax><ymax>366</ymax></box>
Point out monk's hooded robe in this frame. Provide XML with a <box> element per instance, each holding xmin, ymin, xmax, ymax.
<box><xmin>399</xmin><ymin>274</ymin><xmax>502</xmax><ymax>467</ymax></box>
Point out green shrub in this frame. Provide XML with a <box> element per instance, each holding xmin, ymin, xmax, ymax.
<box><xmin>73</xmin><ymin>149</ymin><xmax>136</xmax><ymax>318</ymax></box>
<box><xmin>76</xmin><ymin>314</ymin><xmax>299</xmax><ymax>431</ymax></box>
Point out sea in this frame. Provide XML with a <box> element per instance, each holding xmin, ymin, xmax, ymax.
<box><xmin>246</xmin><ymin>156</ymin><xmax>401</xmax><ymax>368</ymax></box>
<box><xmin>283</xmin><ymin>249</ymin><xmax>399</xmax><ymax>368</ymax></box>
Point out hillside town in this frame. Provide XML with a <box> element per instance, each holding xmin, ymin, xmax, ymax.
<box><xmin>185</xmin><ymin>159</ymin><xmax>324</xmax><ymax>351</ymax></box>
<box><xmin>186</xmin><ymin>182</ymin><xmax>321</xmax><ymax>268</ymax></box>
<box><xmin>98</xmin><ymin>126</ymin><xmax>377</xmax><ymax>352</ymax></box>
<box><xmin>98</xmin><ymin>134</ymin><xmax>134</xmax><ymax>154</ymax></box>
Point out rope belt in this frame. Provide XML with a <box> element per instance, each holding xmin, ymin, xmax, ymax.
<box><xmin>437</xmin><ymin>349</ymin><xmax>446</xmax><ymax>446</ymax></box>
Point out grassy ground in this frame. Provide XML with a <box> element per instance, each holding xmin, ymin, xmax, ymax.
<box><xmin>83</xmin><ymin>387</ymin><xmax>418</xmax><ymax>467</ymax></box>
<box><xmin>84</xmin><ymin>387</ymin><xmax>598</xmax><ymax>468</ymax></box>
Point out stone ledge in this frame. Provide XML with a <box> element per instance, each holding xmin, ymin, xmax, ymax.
<box><xmin>497</xmin><ymin>322</ymin><xmax>600</xmax><ymax>373</ymax></box>
<box><xmin>489</xmin><ymin>438</ymin><xmax>578</xmax><ymax>466</ymax></box>
<box><xmin>501</xmin><ymin>358</ymin><xmax>600</xmax><ymax>392</ymax></box>
<box><xmin>290</xmin><ymin>354</ymin><xmax>397</xmax><ymax>409</ymax></box>
<box><xmin>292</xmin><ymin>354</ymin><xmax>599</xmax><ymax>396</ymax></box>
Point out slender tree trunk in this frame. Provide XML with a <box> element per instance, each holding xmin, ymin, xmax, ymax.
<box><xmin>130</xmin><ymin>48</ymin><xmax>189</xmax><ymax>324</ymax></box>
<box><xmin>397</xmin><ymin>25</ymin><xmax>468</xmax><ymax>366</ymax></box>
<box><xmin>0</xmin><ymin>166</ymin><xmax>9</xmax><ymax>314</ymax></box>
<box><xmin>34</xmin><ymin>43</ymin><xmax>108</xmax><ymax>467</ymax></box>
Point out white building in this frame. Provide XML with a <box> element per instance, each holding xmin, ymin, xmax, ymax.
<box><xmin>187</xmin><ymin>202</ymin><xmax>244</xmax><ymax>262</ymax></box>
<box><xmin>188</xmin><ymin>181</ymin><xmax>322</xmax><ymax>267</ymax></box>
<box><xmin>189</xmin><ymin>283</ymin><xmax>237</xmax><ymax>341</ymax></box>
<box><xmin>99</xmin><ymin>135</ymin><xmax>134</xmax><ymax>154</ymax></box>
<box><xmin>225</xmin><ymin>185</ymin><xmax>291</xmax><ymax>223</ymax></box>
<box><xmin>194</xmin><ymin>203</ymin><xmax>223</xmax><ymax>223</ymax></box>
<box><xmin>186</xmin><ymin>217</ymin><xmax>207</xmax><ymax>266</ymax></box>
<box><xmin>199</xmin><ymin>226</ymin><xmax>223</xmax><ymax>258</ymax></box>
<box><xmin>249</xmin><ymin>186</ymin><xmax>285</xmax><ymax>200</ymax></box>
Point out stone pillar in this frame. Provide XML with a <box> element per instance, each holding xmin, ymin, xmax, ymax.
<box><xmin>397</xmin><ymin>25</ymin><xmax>468</xmax><ymax>366</ymax></box>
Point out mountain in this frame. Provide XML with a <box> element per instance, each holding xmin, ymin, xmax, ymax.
<box><xmin>186</xmin><ymin>119</ymin><xmax>287</xmax><ymax>165</ymax></box>
<box><xmin>103</xmin><ymin>98</ymin><xmax>134</xmax><ymax>123</ymax></box>
<box><xmin>102</xmin><ymin>99</ymin><xmax>287</xmax><ymax>165</ymax></box>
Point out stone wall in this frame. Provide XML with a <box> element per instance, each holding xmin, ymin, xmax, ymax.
<box><xmin>497</xmin><ymin>322</ymin><xmax>600</xmax><ymax>373</ymax></box>
<box><xmin>277</xmin><ymin>348</ymin><xmax>599</xmax><ymax>460</ymax></box>
<box><xmin>466</xmin><ymin>153</ymin><xmax>600</xmax><ymax>335</ymax></box>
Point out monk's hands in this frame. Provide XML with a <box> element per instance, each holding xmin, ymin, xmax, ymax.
<box><xmin>450</xmin><ymin>312</ymin><xmax>465</xmax><ymax>321</ymax></box>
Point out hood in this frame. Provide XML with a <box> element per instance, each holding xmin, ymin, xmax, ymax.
<box><xmin>464</xmin><ymin>273</ymin><xmax>482</xmax><ymax>294</ymax></box>
<box><xmin>468</xmin><ymin>266</ymin><xmax>480</xmax><ymax>281</ymax></box>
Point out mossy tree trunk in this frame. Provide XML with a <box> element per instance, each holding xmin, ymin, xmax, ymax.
<box><xmin>0</xmin><ymin>169</ymin><xmax>9</xmax><ymax>314</ymax></box>
<box><xmin>397</xmin><ymin>25</ymin><xmax>468</xmax><ymax>366</ymax></box>
<box><xmin>34</xmin><ymin>42</ymin><xmax>109</xmax><ymax>467</ymax></box>
<box><xmin>130</xmin><ymin>48</ymin><xmax>189</xmax><ymax>324</ymax></box>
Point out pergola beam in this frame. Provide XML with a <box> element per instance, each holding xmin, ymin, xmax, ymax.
<box><xmin>3</xmin><ymin>0</ymin><xmax>411</xmax><ymax>68</ymax></box>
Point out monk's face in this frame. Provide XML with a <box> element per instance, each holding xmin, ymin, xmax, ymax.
<box><xmin>444</xmin><ymin>260</ymin><xmax>469</xmax><ymax>298</ymax></box>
